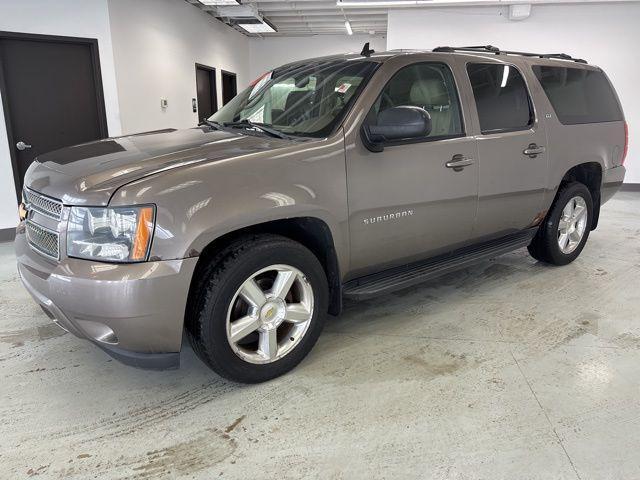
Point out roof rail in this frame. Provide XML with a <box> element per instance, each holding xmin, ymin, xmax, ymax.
<box><xmin>432</xmin><ymin>45</ymin><xmax>587</xmax><ymax>64</ymax></box>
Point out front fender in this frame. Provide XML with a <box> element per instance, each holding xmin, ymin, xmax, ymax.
<box><xmin>110</xmin><ymin>133</ymin><xmax>350</xmax><ymax>274</ymax></box>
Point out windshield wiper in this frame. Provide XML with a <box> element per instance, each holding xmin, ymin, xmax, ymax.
<box><xmin>223</xmin><ymin>120</ymin><xmax>290</xmax><ymax>140</ymax></box>
<box><xmin>199</xmin><ymin>119</ymin><xmax>223</xmax><ymax>130</ymax></box>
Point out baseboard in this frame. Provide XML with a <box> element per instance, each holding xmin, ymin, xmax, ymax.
<box><xmin>620</xmin><ymin>183</ymin><xmax>640</xmax><ymax>192</ymax></box>
<box><xmin>0</xmin><ymin>227</ymin><xmax>15</xmax><ymax>242</ymax></box>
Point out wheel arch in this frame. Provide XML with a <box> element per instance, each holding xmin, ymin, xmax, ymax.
<box><xmin>558</xmin><ymin>162</ymin><xmax>603</xmax><ymax>230</ymax></box>
<box><xmin>186</xmin><ymin>217</ymin><xmax>343</xmax><ymax>318</ymax></box>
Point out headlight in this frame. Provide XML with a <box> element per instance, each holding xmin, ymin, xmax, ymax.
<box><xmin>67</xmin><ymin>205</ymin><xmax>155</xmax><ymax>263</ymax></box>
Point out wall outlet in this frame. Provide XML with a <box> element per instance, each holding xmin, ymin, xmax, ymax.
<box><xmin>160</xmin><ymin>98</ymin><xmax>168</xmax><ymax>109</ymax></box>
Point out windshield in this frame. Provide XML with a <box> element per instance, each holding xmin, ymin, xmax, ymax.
<box><xmin>209</xmin><ymin>59</ymin><xmax>378</xmax><ymax>138</ymax></box>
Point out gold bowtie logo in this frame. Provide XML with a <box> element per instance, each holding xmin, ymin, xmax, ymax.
<box><xmin>265</xmin><ymin>308</ymin><xmax>275</xmax><ymax>319</ymax></box>
<box><xmin>18</xmin><ymin>203</ymin><xmax>28</xmax><ymax>221</ymax></box>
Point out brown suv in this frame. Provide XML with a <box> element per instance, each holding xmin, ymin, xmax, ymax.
<box><xmin>15</xmin><ymin>45</ymin><xmax>627</xmax><ymax>382</ymax></box>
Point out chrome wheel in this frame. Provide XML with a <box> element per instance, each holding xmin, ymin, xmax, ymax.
<box><xmin>557</xmin><ymin>195</ymin><xmax>588</xmax><ymax>254</ymax></box>
<box><xmin>226</xmin><ymin>264</ymin><xmax>314</xmax><ymax>364</ymax></box>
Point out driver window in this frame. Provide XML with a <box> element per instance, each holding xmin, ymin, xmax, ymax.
<box><xmin>371</xmin><ymin>62</ymin><xmax>464</xmax><ymax>138</ymax></box>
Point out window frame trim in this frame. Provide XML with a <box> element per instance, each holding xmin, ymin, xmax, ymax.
<box><xmin>465</xmin><ymin>61</ymin><xmax>536</xmax><ymax>136</ymax></box>
<box><xmin>361</xmin><ymin>60</ymin><xmax>468</xmax><ymax>150</ymax></box>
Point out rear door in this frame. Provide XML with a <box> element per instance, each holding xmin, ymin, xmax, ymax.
<box><xmin>345</xmin><ymin>58</ymin><xmax>478</xmax><ymax>275</ymax></box>
<box><xmin>466</xmin><ymin>61</ymin><xmax>548</xmax><ymax>239</ymax></box>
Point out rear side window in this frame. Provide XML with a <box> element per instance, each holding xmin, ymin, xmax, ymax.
<box><xmin>467</xmin><ymin>63</ymin><xmax>533</xmax><ymax>134</ymax></box>
<box><xmin>532</xmin><ymin>66</ymin><xmax>623</xmax><ymax>125</ymax></box>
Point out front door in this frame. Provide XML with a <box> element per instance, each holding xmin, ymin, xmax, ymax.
<box><xmin>466</xmin><ymin>62</ymin><xmax>548</xmax><ymax>239</ymax></box>
<box><xmin>346</xmin><ymin>61</ymin><xmax>478</xmax><ymax>275</ymax></box>
<box><xmin>0</xmin><ymin>32</ymin><xmax>108</xmax><ymax>199</ymax></box>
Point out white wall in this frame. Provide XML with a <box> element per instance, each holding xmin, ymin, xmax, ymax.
<box><xmin>387</xmin><ymin>3</ymin><xmax>640</xmax><ymax>183</ymax></box>
<box><xmin>0</xmin><ymin>0</ymin><xmax>122</xmax><ymax>229</ymax></box>
<box><xmin>108</xmin><ymin>0</ymin><xmax>251</xmax><ymax>134</ymax></box>
<box><xmin>249</xmin><ymin>34</ymin><xmax>387</xmax><ymax>79</ymax></box>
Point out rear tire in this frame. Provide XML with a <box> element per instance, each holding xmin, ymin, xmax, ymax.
<box><xmin>528</xmin><ymin>182</ymin><xmax>593</xmax><ymax>266</ymax></box>
<box><xmin>185</xmin><ymin>234</ymin><xmax>328</xmax><ymax>383</ymax></box>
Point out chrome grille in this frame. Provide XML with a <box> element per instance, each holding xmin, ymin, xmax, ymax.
<box><xmin>26</xmin><ymin>221</ymin><xmax>60</xmax><ymax>260</ymax></box>
<box><xmin>24</xmin><ymin>188</ymin><xmax>63</xmax><ymax>220</ymax></box>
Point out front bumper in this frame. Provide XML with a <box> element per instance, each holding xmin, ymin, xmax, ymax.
<box><xmin>15</xmin><ymin>229</ymin><xmax>198</xmax><ymax>369</ymax></box>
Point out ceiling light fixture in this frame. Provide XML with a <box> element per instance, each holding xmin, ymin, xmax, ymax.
<box><xmin>198</xmin><ymin>0</ymin><xmax>241</xmax><ymax>5</ymax></box>
<box><xmin>238</xmin><ymin>18</ymin><xmax>277</xmax><ymax>33</ymax></box>
<box><xmin>345</xmin><ymin>20</ymin><xmax>353</xmax><ymax>35</ymax></box>
<box><xmin>337</xmin><ymin>0</ymin><xmax>499</xmax><ymax>6</ymax></box>
<box><xmin>337</xmin><ymin>0</ymin><xmax>426</xmax><ymax>6</ymax></box>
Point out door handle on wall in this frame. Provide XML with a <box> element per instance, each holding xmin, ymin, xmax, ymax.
<box><xmin>523</xmin><ymin>143</ymin><xmax>545</xmax><ymax>158</ymax></box>
<box><xmin>445</xmin><ymin>154</ymin><xmax>474</xmax><ymax>171</ymax></box>
<box><xmin>16</xmin><ymin>141</ymin><xmax>32</xmax><ymax>151</ymax></box>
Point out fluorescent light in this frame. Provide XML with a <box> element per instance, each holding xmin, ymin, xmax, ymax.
<box><xmin>501</xmin><ymin>65</ymin><xmax>510</xmax><ymax>87</ymax></box>
<box><xmin>198</xmin><ymin>0</ymin><xmax>240</xmax><ymax>5</ymax></box>
<box><xmin>345</xmin><ymin>20</ymin><xmax>353</xmax><ymax>35</ymax></box>
<box><xmin>338</xmin><ymin>0</ymin><xmax>425</xmax><ymax>6</ymax></box>
<box><xmin>337</xmin><ymin>0</ymin><xmax>498</xmax><ymax>6</ymax></box>
<box><xmin>238</xmin><ymin>22</ymin><xmax>277</xmax><ymax>33</ymax></box>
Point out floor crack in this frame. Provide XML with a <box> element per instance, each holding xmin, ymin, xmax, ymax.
<box><xmin>510</xmin><ymin>350</ymin><xmax>583</xmax><ymax>480</ymax></box>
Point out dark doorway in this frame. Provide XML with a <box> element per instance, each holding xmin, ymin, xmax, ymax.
<box><xmin>195</xmin><ymin>64</ymin><xmax>217</xmax><ymax>123</ymax></box>
<box><xmin>0</xmin><ymin>32</ymin><xmax>108</xmax><ymax>199</ymax></box>
<box><xmin>221</xmin><ymin>70</ymin><xmax>237</xmax><ymax>105</ymax></box>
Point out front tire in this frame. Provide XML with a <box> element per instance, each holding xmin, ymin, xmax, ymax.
<box><xmin>528</xmin><ymin>182</ymin><xmax>593</xmax><ymax>266</ymax></box>
<box><xmin>186</xmin><ymin>235</ymin><xmax>328</xmax><ymax>383</ymax></box>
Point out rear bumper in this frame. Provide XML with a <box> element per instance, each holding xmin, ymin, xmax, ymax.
<box><xmin>15</xmin><ymin>228</ymin><xmax>198</xmax><ymax>369</ymax></box>
<box><xmin>601</xmin><ymin>165</ymin><xmax>626</xmax><ymax>204</ymax></box>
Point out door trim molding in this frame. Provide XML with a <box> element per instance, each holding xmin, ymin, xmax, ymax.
<box><xmin>0</xmin><ymin>30</ymin><xmax>109</xmax><ymax>202</ymax></box>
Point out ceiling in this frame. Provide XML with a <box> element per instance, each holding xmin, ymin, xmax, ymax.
<box><xmin>186</xmin><ymin>0</ymin><xmax>638</xmax><ymax>37</ymax></box>
<box><xmin>185</xmin><ymin>0</ymin><xmax>388</xmax><ymax>36</ymax></box>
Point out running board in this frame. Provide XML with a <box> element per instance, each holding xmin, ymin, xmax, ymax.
<box><xmin>343</xmin><ymin>229</ymin><xmax>537</xmax><ymax>300</ymax></box>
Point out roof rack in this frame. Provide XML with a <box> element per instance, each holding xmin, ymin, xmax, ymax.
<box><xmin>432</xmin><ymin>45</ymin><xmax>587</xmax><ymax>64</ymax></box>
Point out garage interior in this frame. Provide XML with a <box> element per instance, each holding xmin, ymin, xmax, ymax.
<box><xmin>1</xmin><ymin>0</ymin><xmax>639</xmax><ymax>478</ymax></box>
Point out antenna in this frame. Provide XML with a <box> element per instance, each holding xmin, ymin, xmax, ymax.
<box><xmin>361</xmin><ymin>42</ymin><xmax>375</xmax><ymax>57</ymax></box>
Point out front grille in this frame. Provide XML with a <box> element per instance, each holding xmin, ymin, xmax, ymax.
<box><xmin>26</xmin><ymin>221</ymin><xmax>60</xmax><ymax>260</ymax></box>
<box><xmin>24</xmin><ymin>188</ymin><xmax>63</xmax><ymax>220</ymax></box>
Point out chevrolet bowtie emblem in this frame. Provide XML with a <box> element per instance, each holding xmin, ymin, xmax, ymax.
<box><xmin>18</xmin><ymin>203</ymin><xmax>28</xmax><ymax>222</ymax></box>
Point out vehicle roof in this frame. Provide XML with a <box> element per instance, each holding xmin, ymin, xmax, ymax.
<box><xmin>277</xmin><ymin>48</ymin><xmax>598</xmax><ymax>71</ymax></box>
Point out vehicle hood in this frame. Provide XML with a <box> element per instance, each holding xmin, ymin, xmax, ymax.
<box><xmin>24</xmin><ymin>127</ymin><xmax>291</xmax><ymax>206</ymax></box>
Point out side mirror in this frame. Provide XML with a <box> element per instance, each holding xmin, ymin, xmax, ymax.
<box><xmin>363</xmin><ymin>106</ymin><xmax>431</xmax><ymax>152</ymax></box>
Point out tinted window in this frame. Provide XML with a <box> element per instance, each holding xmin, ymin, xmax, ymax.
<box><xmin>467</xmin><ymin>63</ymin><xmax>533</xmax><ymax>133</ymax></box>
<box><xmin>369</xmin><ymin>62</ymin><xmax>464</xmax><ymax>139</ymax></box>
<box><xmin>532</xmin><ymin>66</ymin><xmax>623</xmax><ymax>125</ymax></box>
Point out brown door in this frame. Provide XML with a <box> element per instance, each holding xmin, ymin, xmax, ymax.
<box><xmin>195</xmin><ymin>64</ymin><xmax>217</xmax><ymax>123</ymax></box>
<box><xmin>0</xmin><ymin>32</ymin><xmax>108</xmax><ymax>198</ymax></box>
<box><xmin>221</xmin><ymin>70</ymin><xmax>237</xmax><ymax>105</ymax></box>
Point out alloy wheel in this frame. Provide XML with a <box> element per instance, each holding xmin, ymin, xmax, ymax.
<box><xmin>226</xmin><ymin>264</ymin><xmax>314</xmax><ymax>364</ymax></box>
<box><xmin>557</xmin><ymin>195</ymin><xmax>588</xmax><ymax>254</ymax></box>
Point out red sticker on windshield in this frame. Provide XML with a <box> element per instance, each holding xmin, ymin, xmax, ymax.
<box><xmin>336</xmin><ymin>83</ymin><xmax>351</xmax><ymax>94</ymax></box>
<box><xmin>249</xmin><ymin>71</ymin><xmax>272</xmax><ymax>99</ymax></box>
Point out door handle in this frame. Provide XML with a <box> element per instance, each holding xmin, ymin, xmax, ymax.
<box><xmin>16</xmin><ymin>141</ymin><xmax>32</xmax><ymax>151</ymax></box>
<box><xmin>445</xmin><ymin>154</ymin><xmax>474</xmax><ymax>171</ymax></box>
<box><xmin>523</xmin><ymin>143</ymin><xmax>545</xmax><ymax>158</ymax></box>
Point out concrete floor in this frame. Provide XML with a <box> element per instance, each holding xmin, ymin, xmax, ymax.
<box><xmin>1</xmin><ymin>192</ymin><xmax>639</xmax><ymax>480</ymax></box>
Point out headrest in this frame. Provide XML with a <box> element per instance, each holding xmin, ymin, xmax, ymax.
<box><xmin>409</xmin><ymin>79</ymin><xmax>450</xmax><ymax>107</ymax></box>
<box><xmin>285</xmin><ymin>90</ymin><xmax>311</xmax><ymax>110</ymax></box>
